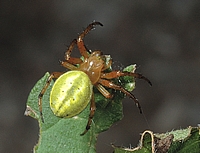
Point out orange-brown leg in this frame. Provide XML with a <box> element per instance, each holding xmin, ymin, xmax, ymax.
<box><xmin>80</xmin><ymin>92</ymin><xmax>96</xmax><ymax>136</ymax></box>
<box><xmin>64</xmin><ymin>39</ymin><xmax>84</xmax><ymax>64</ymax></box>
<box><xmin>64</xmin><ymin>22</ymin><xmax>103</xmax><ymax>63</ymax></box>
<box><xmin>77</xmin><ymin>22</ymin><xmax>103</xmax><ymax>59</ymax></box>
<box><xmin>95</xmin><ymin>83</ymin><xmax>113</xmax><ymax>99</ymax></box>
<box><xmin>98</xmin><ymin>78</ymin><xmax>143</xmax><ymax>114</ymax></box>
<box><xmin>38</xmin><ymin>72</ymin><xmax>63</xmax><ymax>122</ymax></box>
<box><xmin>60</xmin><ymin>60</ymin><xmax>78</xmax><ymax>70</ymax></box>
<box><xmin>64</xmin><ymin>39</ymin><xmax>83</xmax><ymax>65</ymax></box>
<box><xmin>101</xmin><ymin>71</ymin><xmax>152</xmax><ymax>86</ymax></box>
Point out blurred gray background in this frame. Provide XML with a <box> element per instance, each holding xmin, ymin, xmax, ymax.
<box><xmin>0</xmin><ymin>1</ymin><xmax>199</xmax><ymax>153</ymax></box>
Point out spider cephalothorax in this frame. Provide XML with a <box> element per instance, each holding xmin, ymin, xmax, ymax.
<box><xmin>38</xmin><ymin>22</ymin><xmax>152</xmax><ymax>135</ymax></box>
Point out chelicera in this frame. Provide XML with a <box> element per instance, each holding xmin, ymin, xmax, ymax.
<box><xmin>38</xmin><ymin>21</ymin><xmax>152</xmax><ymax>135</ymax></box>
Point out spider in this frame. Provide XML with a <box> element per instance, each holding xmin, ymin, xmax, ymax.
<box><xmin>38</xmin><ymin>21</ymin><xmax>152</xmax><ymax>135</ymax></box>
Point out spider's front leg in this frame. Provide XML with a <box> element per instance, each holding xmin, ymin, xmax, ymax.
<box><xmin>80</xmin><ymin>93</ymin><xmax>96</xmax><ymax>136</ymax></box>
<box><xmin>64</xmin><ymin>39</ymin><xmax>83</xmax><ymax>65</ymax></box>
<box><xmin>38</xmin><ymin>72</ymin><xmax>63</xmax><ymax>122</ymax></box>
<box><xmin>77</xmin><ymin>22</ymin><xmax>103</xmax><ymax>58</ymax></box>
<box><xmin>65</xmin><ymin>22</ymin><xmax>103</xmax><ymax>64</ymax></box>
<box><xmin>78</xmin><ymin>22</ymin><xmax>103</xmax><ymax>41</ymax></box>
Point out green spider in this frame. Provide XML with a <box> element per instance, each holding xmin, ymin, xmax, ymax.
<box><xmin>38</xmin><ymin>21</ymin><xmax>152</xmax><ymax>135</ymax></box>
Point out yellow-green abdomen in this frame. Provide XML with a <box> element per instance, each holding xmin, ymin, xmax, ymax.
<box><xmin>50</xmin><ymin>70</ymin><xmax>93</xmax><ymax>118</ymax></box>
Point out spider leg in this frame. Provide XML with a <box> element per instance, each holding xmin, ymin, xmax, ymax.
<box><xmin>77</xmin><ymin>22</ymin><xmax>103</xmax><ymax>58</ymax></box>
<box><xmin>60</xmin><ymin>60</ymin><xmax>78</xmax><ymax>70</ymax></box>
<box><xmin>101</xmin><ymin>71</ymin><xmax>152</xmax><ymax>86</ymax></box>
<box><xmin>95</xmin><ymin>84</ymin><xmax>113</xmax><ymax>99</ymax></box>
<box><xmin>79</xmin><ymin>22</ymin><xmax>103</xmax><ymax>40</ymax></box>
<box><xmin>38</xmin><ymin>72</ymin><xmax>63</xmax><ymax>122</ymax></box>
<box><xmin>64</xmin><ymin>39</ymin><xmax>83</xmax><ymax>64</ymax></box>
<box><xmin>80</xmin><ymin>92</ymin><xmax>96</xmax><ymax>136</ymax></box>
<box><xmin>98</xmin><ymin>79</ymin><xmax>143</xmax><ymax>114</ymax></box>
<box><xmin>64</xmin><ymin>22</ymin><xmax>103</xmax><ymax>63</ymax></box>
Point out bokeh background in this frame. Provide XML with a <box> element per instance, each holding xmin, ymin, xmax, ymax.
<box><xmin>1</xmin><ymin>1</ymin><xmax>199</xmax><ymax>152</ymax></box>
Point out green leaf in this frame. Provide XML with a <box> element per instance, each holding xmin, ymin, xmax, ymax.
<box><xmin>25</xmin><ymin>65</ymin><xmax>137</xmax><ymax>153</ymax></box>
<box><xmin>113</xmin><ymin>127</ymin><xmax>200</xmax><ymax>153</ymax></box>
<box><xmin>167</xmin><ymin>127</ymin><xmax>200</xmax><ymax>153</ymax></box>
<box><xmin>122</xmin><ymin>64</ymin><xmax>136</xmax><ymax>91</ymax></box>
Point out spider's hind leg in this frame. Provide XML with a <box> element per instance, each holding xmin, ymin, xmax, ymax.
<box><xmin>101</xmin><ymin>71</ymin><xmax>152</xmax><ymax>86</ymax></box>
<box><xmin>98</xmin><ymin>79</ymin><xmax>143</xmax><ymax>114</ymax></box>
<box><xmin>80</xmin><ymin>92</ymin><xmax>96</xmax><ymax>136</ymax></box>
<box><xmin>38</xmin><ymin>72</ymin><xmax>63</xmax><ymax>122</ymax></box>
